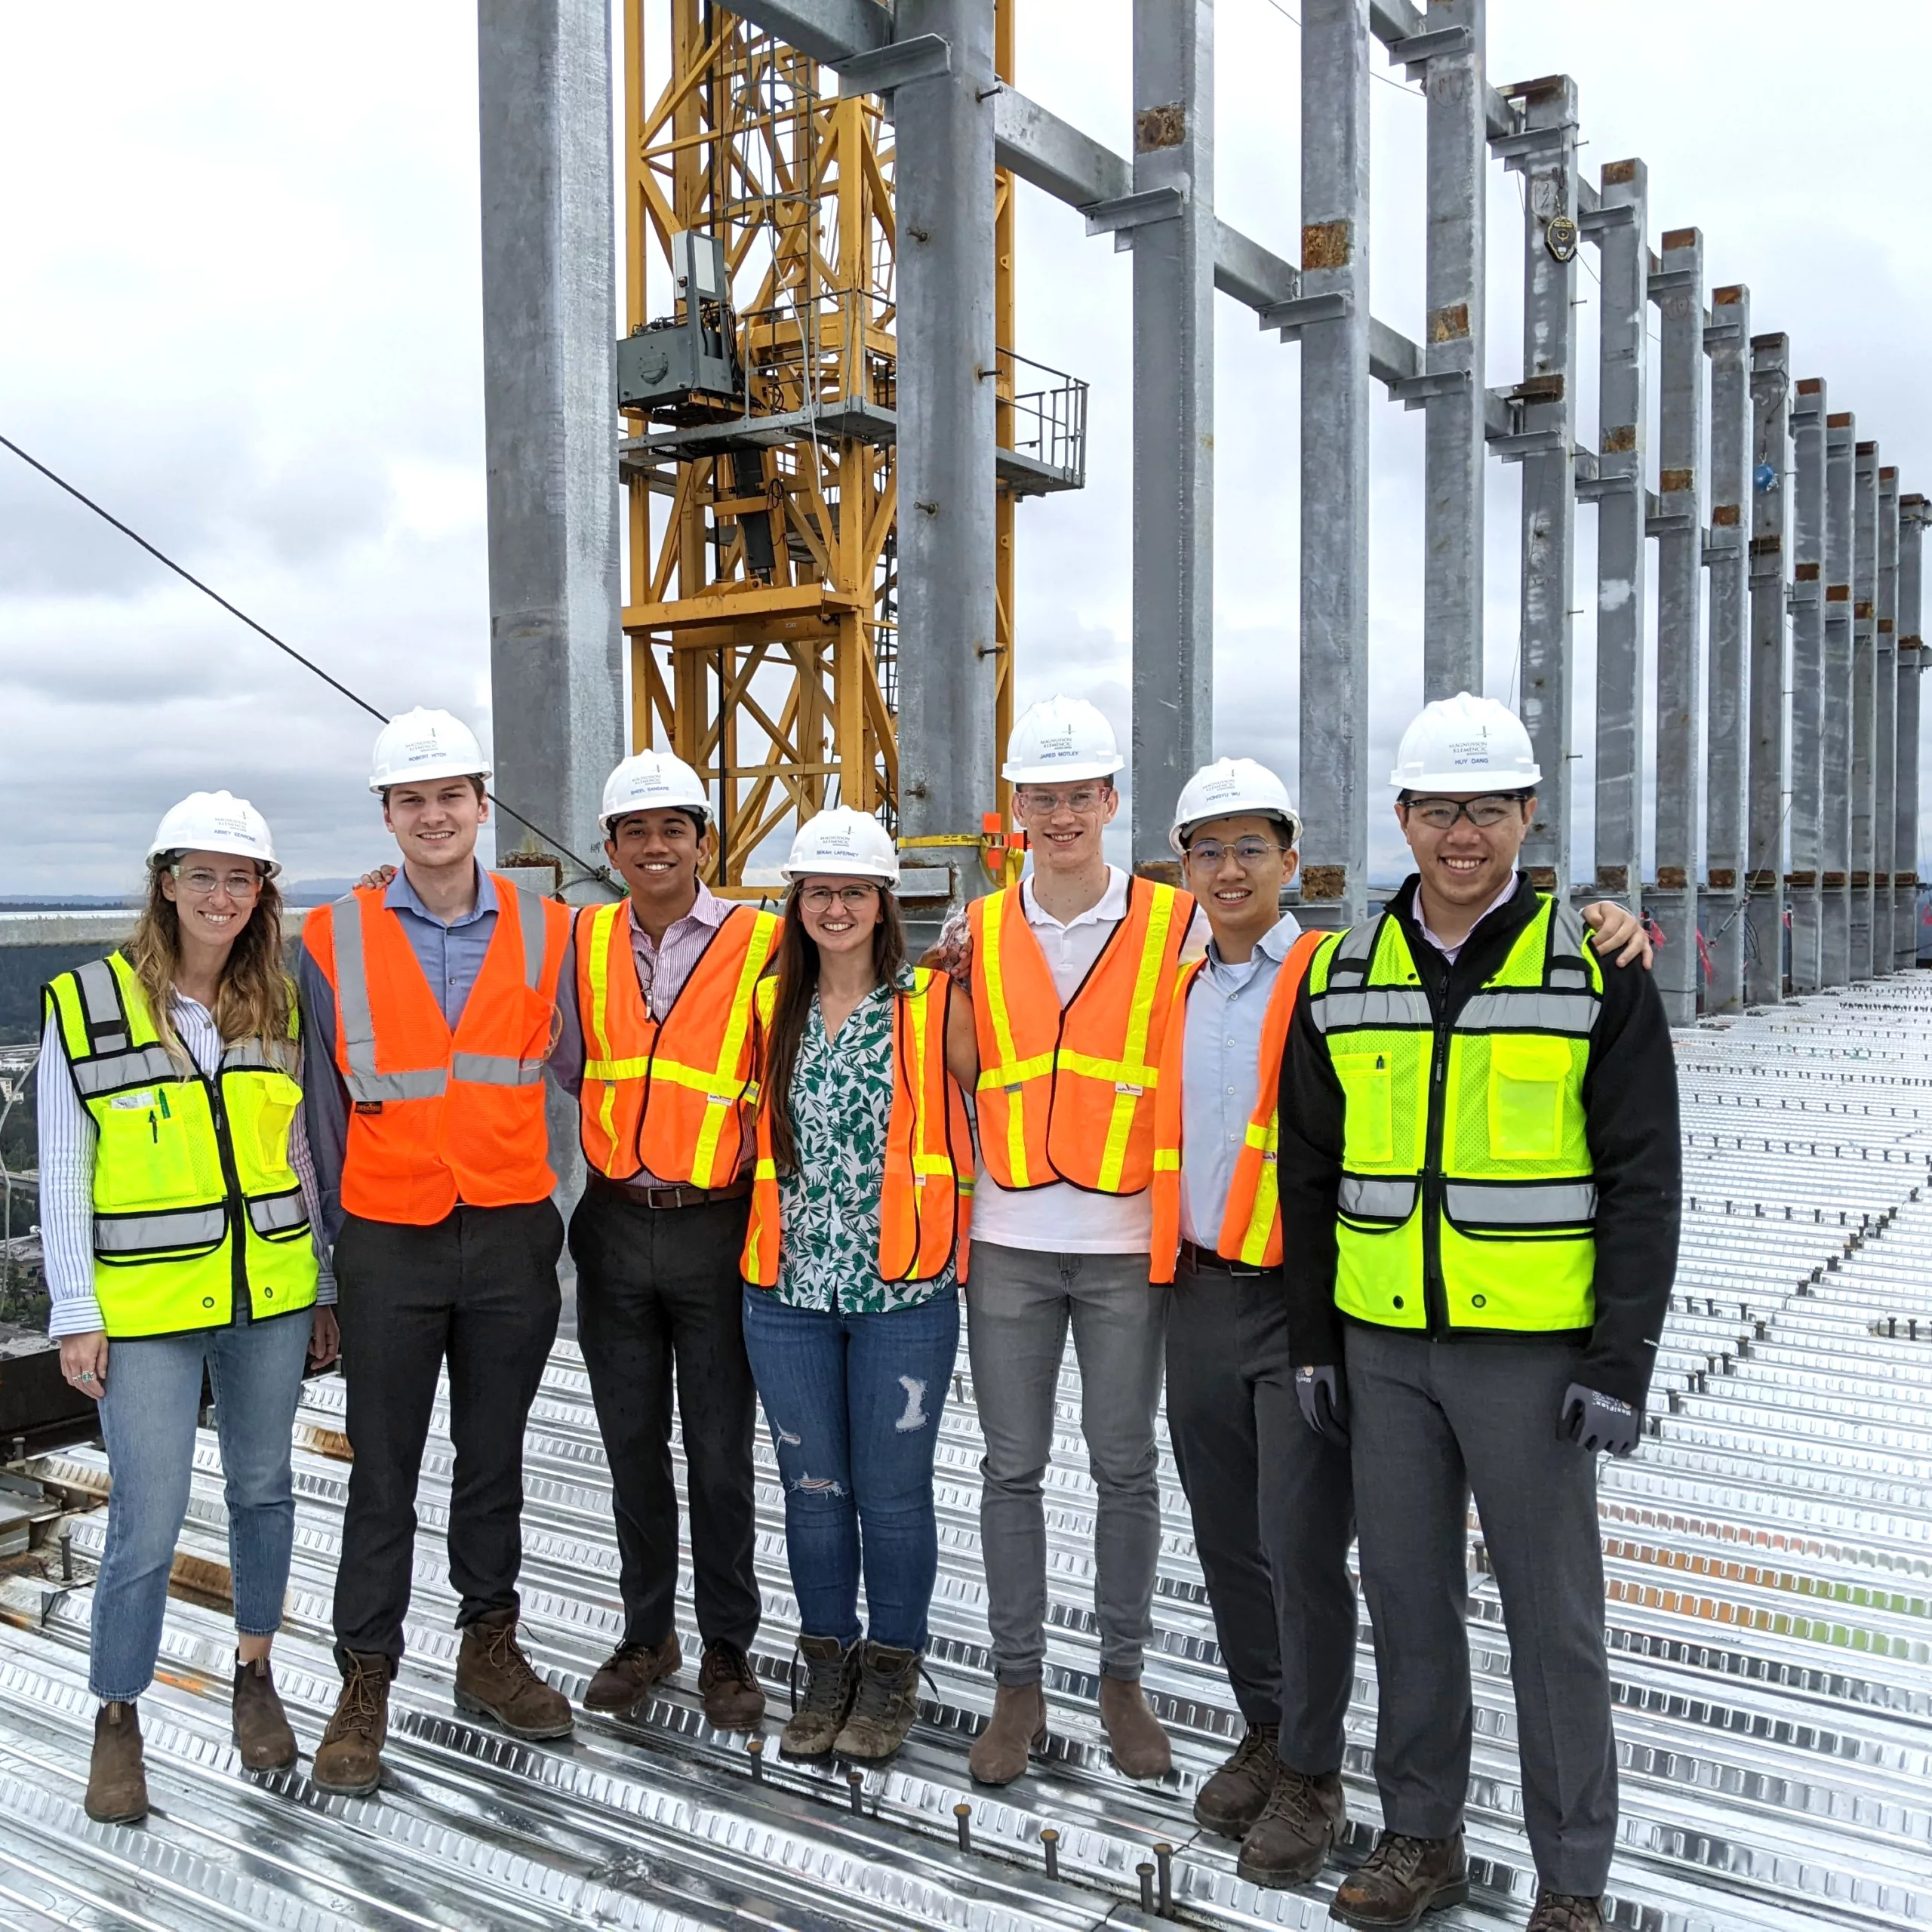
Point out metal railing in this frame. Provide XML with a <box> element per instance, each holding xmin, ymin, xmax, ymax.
<box><xmin>995</xmin><ymin>346</ymin><xmax>1087</xmax><ymax>488</ymax></box>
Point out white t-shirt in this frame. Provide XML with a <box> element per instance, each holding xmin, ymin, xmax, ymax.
<box><xmin>970</xmin><ymin>866</ymin><xmax>1200</xmax><ymax>1257</ymax></box>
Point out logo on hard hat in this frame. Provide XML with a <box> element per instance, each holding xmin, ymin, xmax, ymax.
<box><xmin>1037</xmin><ymin>735</ymin><xmax>1075</xmax><ymax>757</ymax></box>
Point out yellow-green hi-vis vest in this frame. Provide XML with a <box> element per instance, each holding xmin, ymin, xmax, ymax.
<box><xmin>1307</xmin><ymin>895</ymin><xmax>1603</xmax><ymax>1337</ymax></box>
<box><xmin>45</xmin><ymin>952</ymin><xmax>319</xmax><ymax>1340</ymax></box>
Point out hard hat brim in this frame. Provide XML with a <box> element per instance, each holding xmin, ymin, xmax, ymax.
<box><xmin>1168</xmin><ymin>808</ymin><xmax>1303</xmax><ymax>857</ymax></box>
<box><xmin>147</xmin><ymin>842</ymin><xmax>281</xmax><ymax>878</ymax></box>
<box><xmin>1388</xmin><ymin>767</ymin><xmax>1542</xmax><ymax>792</ymax></box>
<box><xmin>370</xmin><ymin>760</ymin><xmax>493</xmax><ymax>795</ymax></box>
<box><xmin>1001</xmin><ymin>755</ymin><xmax>1125</xmax><ymax>785</ymax></box>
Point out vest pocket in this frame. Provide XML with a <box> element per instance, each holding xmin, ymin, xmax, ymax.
<box><xmin>94</xmin><ymin>1090</ymin><xmax>214</xmax><ymax>1210</ymax></box>
<box><xmin>1486</xmin><ymin>1036</ymin><xmax>1571</xmax><ymax>1159</ymax></box>
<box><xmin>1334</xmin><ymin>1051</ymin><xmax>1395</xmax><ymax>1164</ymax></box>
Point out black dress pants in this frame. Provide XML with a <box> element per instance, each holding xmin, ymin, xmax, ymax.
<box><xmin>569</xmin><ymin>1183</ymin><xmax>761</xmax><ymax>1653</ymax></box>
<box><xmin>333</xmin><ymin>1200</ymin><xmax>564</xmax><ymax>1667</ymax></box>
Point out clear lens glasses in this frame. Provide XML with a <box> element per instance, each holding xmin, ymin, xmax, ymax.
<box><xmin>1186</xmin><ymin>838</ymin><xmax>1287</xmax><ymax>870</ymax></box>
<box><xmin>1404</xmin><ymin>795</ymin><xmax>1522</xmax><ymax>831</ymax></box>
<box><xmin>798</xmin><ymin>884</ymin><xmax>879</xmax><ymax>912</ymax></box>
<box><xmin>172</xmin><ymin>866</ymin><xmax>263</xmax><ymax>898</ymax></box>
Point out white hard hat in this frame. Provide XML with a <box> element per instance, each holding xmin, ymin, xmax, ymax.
<box><xmin>1168</xmin><ymin>757</ymin><xmax>1302</xmax><ymax>856</ymax></box>
<box><xmin>1389</xmin><ymin>692</ymin><xmax>1542</xmax><ymax>792</ymax></box>
<box><xmin>368</xmin><ymin>707</ymin><xmax>491</xmax><ymax>794</ymax></box>
<box><xmin>1001</xmin><ymin>694</ymin><xmax>1125</xmax><ymax>786</ymax></box>
<box><xmin>781</xmin><ymin>807</ymin><xmax>900</xmax><ymax>884</ymax></box>
<box><xmin>601</xmin><ymin>749</ymin><xmax>710</xmax><ymax>830</ymax></box>
<box><xmin>147</xmin><ymin>790</ymin><xmax>279</xmax><ymax>876</ymax></box>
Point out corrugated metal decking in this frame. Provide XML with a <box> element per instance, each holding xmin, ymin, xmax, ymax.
<box><xmin>1</xmin><ymin>981</ymin><xmax>1928</xmax><ymax>1930</ymax></box>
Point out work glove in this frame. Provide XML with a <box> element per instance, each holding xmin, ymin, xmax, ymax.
<box><xmin>1295</xmin><ymin>1364</ymin><xmax>1349</xmax><ymax>1446</ymax></box>
<box><xmin>1558</xmin><ymin>1383</ymin><xmax>1640</xmax><ymax>1458</ymax></box>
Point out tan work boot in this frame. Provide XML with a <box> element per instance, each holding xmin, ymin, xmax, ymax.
<box><xmin>1099</xmin><ymin>1675</ymin><xmax>1171</xmax><ymax>1780</ymax></box>
<box><xmin>968</xmin><ymin>1681</ymin><xmax>1047</xmax><ymax>1786</ymax></box>
<box><xmin>1527</xmin><ymin>1894</ymin><xmax>1605</xmax><ymax>1932</ymax></box>
<box><xmin>85</xmin><ymin>1700</ymin><xmax>149</xmax><ymax>1824</ymax></box>
<box><xmin>454</xmin><ymin>1608</ymin><xmax>574</xmax><ymax>1740</ymax></box>
<box><xmin>1330</xmin><ymin>1829</ymin><xmax>1469</xmax><ymax>1927</ymax></box>
<box><xmin>833</xmin><ymin>1642</ymin><xmax>922</xmax><ymax>1763</ymax></box>
<box><xmin>313</xmin><ymin>1652</ymin><xmax>389</xmax><ymax>1797</ymax></box>
<box><xmin>583</xmin><ymin>1633</ymin><xmax>682</xmax><ymax>1717</ymax></box>
<box><xmin>780</xmin><ymin>1635</ymin><xmax>858</xmax><ymax>1760</ymax></box>
<box><xmin>1235</xmin><ymin>1764</ymin><xmax>1348</xmax><ymax>1887</ymax></box>
<box><xmin>232</xmin><ymin>1655</ymin><xmax>299</xmax><ymax>1772</ymax></box>
<box><xmin>698</xmin><ymin>1639</ymin><xmax>766</xmax><ymax>1732</ymax></box>
<box><xmin>1194</xmin><ymin>1722</ymin><xmax>1278</xmax><ymax>1835</ymax></box>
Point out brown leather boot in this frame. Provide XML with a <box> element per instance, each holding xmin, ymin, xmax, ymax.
<box><xmin>1330</xmin><ymin>1829</ymin><xmax>1469</xmax><ymax>1928</ymax></box>
<box><xmin>968</xmin><ymin>1681</ymin><xmax>1047</xmax><ymax>1786</ymax></box>
<box><xmin>1098</xmin><ymin>1675</ymin><xmax>1171</xmax><ymax>1780</ymax></box>
<box><xmin>779</xmin><ymin>1636</ymin><xmax>858</xmax><ymax>1761</ymax></box>
<box><xmin>232</xmin><ymin>1655</ymin><xmax>298</xmax><ymax>1772</ymax></box>
<box><xmin>1235</xmin><ymin>1764</ymin><xmax>1348</xmax><ymax>1887</ymax></box>
<box><xmin>583</xmin><ymin>1633</ymin><xmax>682</xmax><ymax>1717</ymax></box>
<box><xmin>1527</xmin><ymin>1894</ymin><xmax>1605</xmax><ymax>1932</ymax></box>
<box><xmin>313</xmin><ymin>1653</ymin><xmax>389</xmax><ymax>1797</ymax></box>
<box><xmin>698</xmin><ymin>1640</ymin><xmax>765</xmax><ymax>1732</ymax></box>
<box><xmin>454</xmin><ymin>1609</ymin><xmax>574</xmax><ymax>1740</ymax></box>
<box><xmin>85</xmin><ymin>1700</ymin><xmax>149</xmax><ymax>1824</ymax></box>
<box><xmin>1193</xmin><ymin>1722</ymin><xmax>1278</xmax><ymax>1835</ymax></box>
<box><xmin>833</xmin><ymin>1643</ymin><xmax>922</xmax><ymax>1763</ymax></box>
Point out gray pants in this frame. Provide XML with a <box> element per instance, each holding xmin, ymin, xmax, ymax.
<box><xmin>1165</xmin><ymin>1254</ymin><xmax>1356</xmax><ymax>1772</ymax></box>
<box><xmin>965</xmin><ymin>1243</ymin><xmax>1169</xmax><ymax>1684</ymax></box>
<box><xmin>1345</xmin><ymin>1323</ymin><xmax>1617</xmax><ymax>1897</ymax></box>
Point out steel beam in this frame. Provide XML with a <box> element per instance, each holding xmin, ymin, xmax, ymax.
<box><xmin>1583</xmin><ymin>160</ymin><xmax>1648</xmax><ymax>913</ymax></box>
<box><xmin>1875</xmin><ymin>466</ymin><xmax>1900</xmax><ymax>974</ymax></box>
<box><xmin>1417</xmin><ymin>0</ymin><xmax>1485</xmax><ymax>697</ymax></box>
<box><xmin>1821</xmin><ymin>411</ymin><xmax>1856</xmax><ymax>985</ymax></box>
<box><xmin>1702</xmin><ymin>285</ymin><xmax>1750</xmax><ymax>1012</ymax></box>
<box><xmin>1745</xmin><ymin>333</ymin><xmax>1790</xmax><ymax>1006</ymax></box>
<box><xmin>1786</xmin><ymin>378</ymin><xmax>1827</xmax><ymax>992</ymax></box>
<box><xmin>1651</xmin><ymin>226</ymin><xmax>1706</xmax><ymax>1026</ymax></box>
<box><xmin>1899</xmin><ymin>494</ymin><xmax>1927</xmax><ymax>969</ymax></box>
<box><xmin>1850</xmin><ymin>441</ymin><xmax>1879</xmax><ymax>977</ymax></box>
<box><xmin>1500</xmin><ymin>75</ymin><xmax>1579</xmax><ymax>900</ymax></box>
<box><xmin>1129</xmin><ymin>0</ymin><xmax>1214</xmax><ymax>875</ymax></box>
<box><xmin>893</xmin><ymin>0</ymin><xmax>999</xmax><ymax>928</ymax></box>
<box><xmin>736</xmin><ymin>0</ymin><xmax>891</xmax><ymax>65</ymax></box>
<box><xmin>1297</xmin><ymin>0</ymin><xmax>1373</xmax><ymax>928</ymax></box>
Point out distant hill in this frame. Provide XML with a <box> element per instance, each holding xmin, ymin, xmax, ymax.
<box><xmin>0</xmin><ymin>878</ymin><xmax>358</xmax><ymax>909</ymax></box>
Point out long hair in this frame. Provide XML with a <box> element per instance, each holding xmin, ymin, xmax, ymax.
<box><xmin>761</xmin><ymin>878</ymin><xmax>906</xmax><ymax>1174</ymax></box>
<box><xmin>124</xmin><ymin>858</ymin><xmax>294</xmax><ymax>1069</ymax></box>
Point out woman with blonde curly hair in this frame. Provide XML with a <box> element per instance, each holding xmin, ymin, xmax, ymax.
<box><xmin>39</xmin><ymin>791</ymin><xmax>336</xmax><ymax>1825</ymax></box>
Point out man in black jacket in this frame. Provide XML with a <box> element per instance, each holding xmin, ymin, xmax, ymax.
<box><xmin>1278</xmin><ymin>694</ymin><xmax>1681</xmax><ymax>1932</ymax></box>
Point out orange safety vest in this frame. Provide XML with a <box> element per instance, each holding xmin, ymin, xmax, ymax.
<box><xmin>309</xmin><ymin>875</ymin><xmax>571</xmax><ymax>1225</ymax></box>
<box><xmin>574</xmin><ymin>900</ymin><xmax>780</xmax><ymax>1187</ymax></box>
<box><xmin>968</xmin><ymin>877</ymin><xmax>1192</xmax><ymax>1195</ymax></box>
<box><xmin>741</xmin><ymin>967</ymin><xmax>971</xmax><ymax>1287</ymax></box>
<box><xmin>1149</xmin><ymin>928</ymin><xmax>1327</xmax><ymax>1282</ymax></box>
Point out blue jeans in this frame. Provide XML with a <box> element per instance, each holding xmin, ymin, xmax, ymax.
<box><xmin>740</xmin><ymin>1287</ymin><xmax>959</xmax><ymax>1652</ymax></box>
<box><xmin>92</xmin><ymin>1309</ymin><xmax>313</xmax><ymax>1702</ymax></box>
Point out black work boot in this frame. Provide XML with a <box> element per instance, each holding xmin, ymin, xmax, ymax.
<box><xmin>85</xmin><ymin>1700</ymin><xmax>149</xmax><ymax>1824</ymax></box>
<box><xmin>833</xmin><ymin>1642</ymin><xmax>922</xmax><ymax>1762</ymax></box>
<box><xmin>1329</xmin><ymin>1829</ymin><xmax>1469</xmax><ymax>1927</ymax></box>
<box><xmin>1235</xmin><ymin>1763</ymin><xmax>1347</xmax><ymax>1887</ymax></box>
<box><xmin>1193</xmin><ymin>1722</ymin><xmax>1278</xmax><ymax>1835</ymax></box>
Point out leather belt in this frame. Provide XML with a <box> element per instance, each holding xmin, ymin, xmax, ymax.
<box><xmin>589</xmin><ymin>1172</ymin><xmax>752</xmax><ymax>1211</ymax></box>
<box><xmin>1179</xmin><ymin>1239</ymin><xmax>1271</xmax><ymax>1279</ymax></box>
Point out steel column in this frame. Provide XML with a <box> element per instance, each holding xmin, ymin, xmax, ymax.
<box><xmin>1651</xmin><ymin>226</ymin><xmax>1706</xmax><ymax>1026</ymax></box>
<box><xmin>1585</xmin><ymin>158</ymin><xmax>1648</xmax><ymax>912</ymax></box>
<box><xmin>1702</xmin><ymin>284</ymin><xmax>1750</xmax><ymax>1012</ymax></box>
<box><xmin>1505</xmin><ymin>76</ymin><xmax>1579</xmax><ymax>899</ymax></box>
<box><xmin>1874</xmin><ymin>466</ymin><xmax>1900</xmax><ymax>974</ymax></box>
<box><xmin>1899</xmin><ymin>494</ymin><xmax>1927</xmax><ymax>970</ymax></box>
<box><xmin>1419</xmin><ymin>0</ymin><xmax>1485</xmax><ymax>697</ymax></box>
<box><xmin>478</xmin><ymin>0</ymin><xmax>624</xmax><ymax>892</ymax></box>
<box><xmin>894</xmin><ymin>0</ymin><xmax>1000</xmax><ymax>924</ymax></box>
<box><xmin>1821</xmin><ymin>411</ymin><xmax>1856</xmax><ymax>985</ymax></box>
<box><xmin>1744</xmin><ymin>332</ymin><xmax>1790</xmax><ymax>1006</ymax></box>
<box><xmin>1787</xmin><ymin>378</ymin><xmax>1826</xmax><ymax>992</ymax></box>
<box><xmin>1850</xmin><ymin>441</ymin><xmax>1879</xmax><ymax>977</ymax></box>
<box><xmin>1130</xmin><ymin>0</ymin><xmax>1215</xmax><ymax>875</ymax></box>
<box><xmin>1297</xmin><ymin>0</ymin><xmax>1373</xmax><ymax>928</ymax></box>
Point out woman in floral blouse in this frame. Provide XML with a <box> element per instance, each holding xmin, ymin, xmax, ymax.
<box><xmin>740</xmin><ymin>808</ymin><xmax>976</xmax><ymax>1764</ymax></box>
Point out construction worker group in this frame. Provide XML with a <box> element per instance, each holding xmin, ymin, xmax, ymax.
<box><xmin>41</xmin><ymin>687</ymin><xmax>1679</xmax><ymax>1932</ymax></box>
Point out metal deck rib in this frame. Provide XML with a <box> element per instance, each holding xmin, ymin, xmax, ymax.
<box><xmin>2</xmin><ymin>980</ymin><xmax>1930</xmax><ymax>1928</ymax></box>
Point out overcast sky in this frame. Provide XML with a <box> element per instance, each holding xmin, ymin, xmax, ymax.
<box><xmin>4</xmin><ymin>2</ymin><xmax>1929</xmax><ymax>896</ymax></box>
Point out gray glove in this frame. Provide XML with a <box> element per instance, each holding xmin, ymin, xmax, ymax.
<box><xmin>1559</xmin><ymin>1383</ymin><xmax>1639</xmax><ymax>1458</ymax></box>
<box><xmin>1295</xmin><ymin>1365</ymin><xmax>1349</xmax><ymax>1446</ymax></box>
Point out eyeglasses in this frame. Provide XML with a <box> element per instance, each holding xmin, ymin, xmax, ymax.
<box><xmin>1014</xmin><ymin>786</ymin><xmax>1108</xmax><ymax>817</ymax></box>
<box><xmin>1401</xmin><ymin>795</ymin><xmax>1526</xmax><ymax>830</ymax></box>
<box><xmin>1185</xmin><ymin>837</ymin><xmax>1289</xmax><ymax>870</ymax></box>
<box><xmin>798</xmin><ymin>884</ymin><xmax>879</xmax><ymax>912</ymax></box>
<box><xmin>171</xmin><ymin>865</ymin><xmax>263</xmax><ymax>898</ymax></box>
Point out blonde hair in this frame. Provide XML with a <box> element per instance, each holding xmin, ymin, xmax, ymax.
<box><xmin>125</xmin><ymin>858</ymin><xmax>295</xmax><ymax>1069</ymax></box>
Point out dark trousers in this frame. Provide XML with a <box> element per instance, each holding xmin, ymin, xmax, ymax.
<box><xmin>1345</xmin><ymin>1322</ymin><xmax>1617</xmax><ymax>1896</ymax></box>
<box><xmin>333</xmin><ymin>1200</ymin><xmax>564</xmax><ymax>1666</ymax></box>
<box><xmin>569</xmin><ymin>1184</ymin><xmax>761</xmax><ymax>1652</ymax></box>
<box><xmin>1164</xmin><ymin>1254</ymin><xmax>1357</xmax><ymax>1772</ymax></box>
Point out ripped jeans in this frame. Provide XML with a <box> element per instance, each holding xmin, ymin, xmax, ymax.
<box><xmin>740</xmin><ymin>1285</ymin><xmax>961</xmax><ymax>1651</ymax></box>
